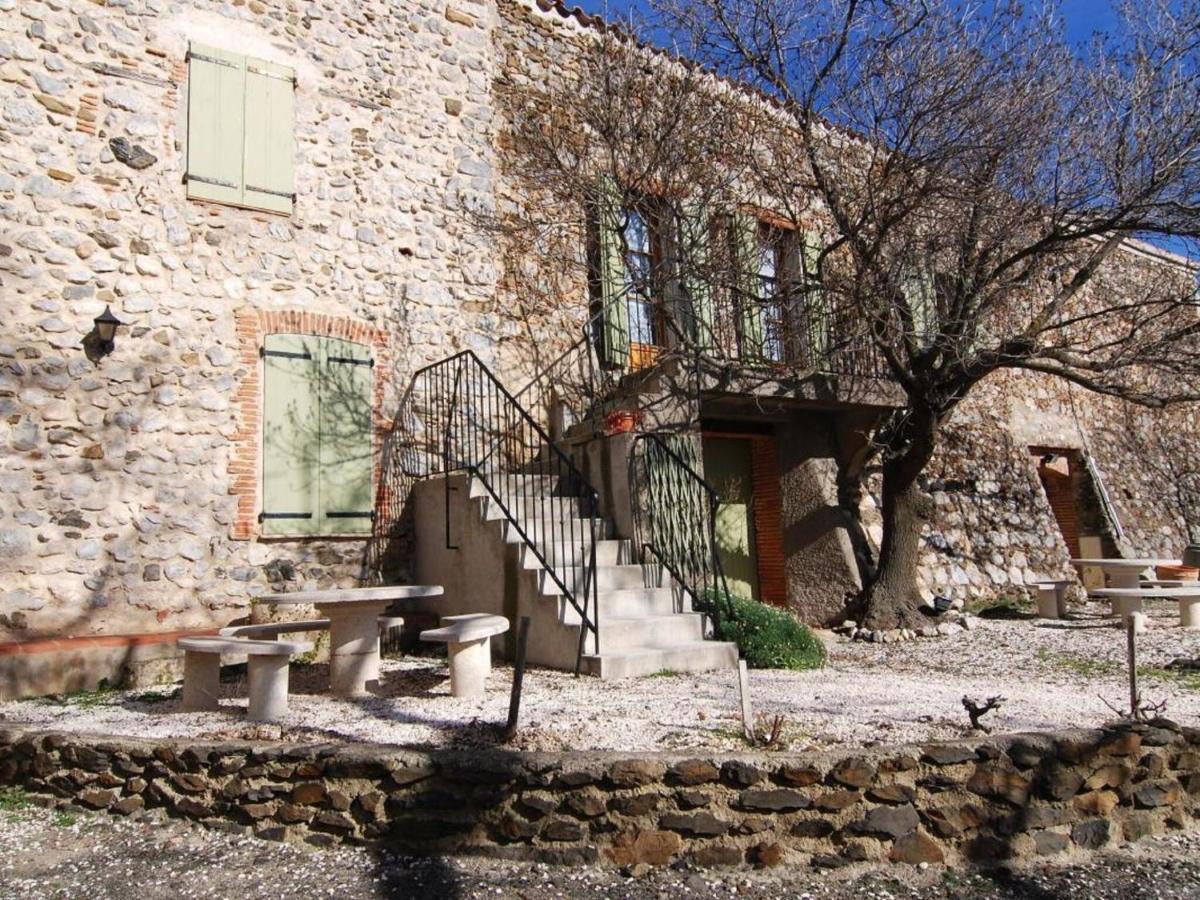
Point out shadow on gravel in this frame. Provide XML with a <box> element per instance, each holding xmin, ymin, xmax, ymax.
<box><xmin>973</xmin><ymin>865</ymin><xmax>1060</xmax><ymax>900</ymax></box>
<box><xmin>371</xmin><ymin>854</ymin><xmax>465</xmax><ymax>899</ymax></box>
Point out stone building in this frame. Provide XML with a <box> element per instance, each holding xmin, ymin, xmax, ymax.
<box><xmin>0</xmin><ymin>0</ymin><xmax>1195</xmax><ymax>693</ymax></box>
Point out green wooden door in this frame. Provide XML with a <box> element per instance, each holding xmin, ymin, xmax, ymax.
<box><xmin>319</xmin><ymin>338</ymin><xmax>374</xmax><ymax>534</ymax></box>
<box><xmin>262</xmin><ymin>333</ymin><xmax>320</xmax><ymax>535</ymax></box>
<box><xmin>702</xmin><ymin>437</ymin><xmax>760</xmax><ymax>601</ymax></box>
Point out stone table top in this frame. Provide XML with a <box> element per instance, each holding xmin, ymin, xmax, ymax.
<box><xmin>1089</xmin><ymin>586</ymin><xmax>1200</xmax><ymax>598</ymax></box>
<box><xmin>264</xmin><ymin>586</ymin><xmax>444</xmax><ymax>607</ymax></box>
<box><xmin>1070</xmin><ymin>559</ymin><xmax>1179</xmax><ymax>569</ymax></box>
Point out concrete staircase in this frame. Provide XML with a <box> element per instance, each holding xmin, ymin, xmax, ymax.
<box><xmin>480</xmin><ymin>472</ymin><xmax>737</xmax><ymax>679</ymax></box>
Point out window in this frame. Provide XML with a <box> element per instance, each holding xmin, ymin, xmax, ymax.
<box><xmin>620</xmin><ymin>203</ymin><xmax>667</xmax><ymax>364</ymax></box>
<box><xmin>261</xmin><ymin>335</ymin><xmax>374</xmax><ymax>536</ymax></box>
<box><xmin>186</xmin><ymin>43</ymin><xmax>295</xmax><ymax>215</ymax></box>
<box><xmin>754</xmin><ymin>224</ymin><xmax>789</xmax><ymax>363</ymax></box>
<box><xmin>732</xmin><ymin>215</ymin><xmax>796</xmax><ymax>364</ymax></box>
<box><xmin>591</xmin><ymin>177</ymin><xmax>673</xmax><ymax>369</ymax></box>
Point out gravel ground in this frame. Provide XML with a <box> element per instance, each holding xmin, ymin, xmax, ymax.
<box><xmin>2</xmin><ymin>800</ymin><xmax>1200</xmax><ymax>899</ymax></box>
<box><xmin>2</xmin><ymin>600</ymin><xmax>1197</xmax><ymax>752</ymax></box>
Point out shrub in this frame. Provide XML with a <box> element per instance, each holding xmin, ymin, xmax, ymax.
<box><xmin>708</xmin><ymin>591</ymin><xmax>826</xmax><ymax>671</ymax></box>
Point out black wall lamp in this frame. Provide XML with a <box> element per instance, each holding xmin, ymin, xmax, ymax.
<box><xmin>85</xmin><ymin>305</ymin><xmax>124</xmax><ymax>362</ymax></box>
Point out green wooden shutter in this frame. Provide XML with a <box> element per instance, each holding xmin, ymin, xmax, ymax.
<box><xmin>679</xmin><ymin>203</ymin><xmax>713</xmax><ymax>350</ymax></box>
<box><xmin>596</xmin><ymin>177</ymin><xmax>630</xmax><ymax>367</ymax></box>
<box><xmin>186</xmin><ymin>44</ymin><xmax>246</xmax><ymax>207</ymax></box>
<box><xmin>802</xmin><ymin>232</ymin><xmax>831</xmax><ymax>364</ymax></box>
<box><xmin>903</xmin><ymin>266</ymin><xmax>937</xmax><ymax>349</ymax></box>
<box><xmin>243</xmin><ymin>58</ymin><xmax>295</xmax><ymax>215</ymax></box>
<box><xmin>733</xmin><ymin>213</ymin><xmax>763</xmax><ymax>361</ymax></box>
<box><xmin>262</xmin><ymin>334</ymin><xmax>320</xmax><ymax>535</ymax></box>
<box><xmin>318</xmin><ymin>338</ymin><xmax>374</xmax><ymax>535</ymax></box>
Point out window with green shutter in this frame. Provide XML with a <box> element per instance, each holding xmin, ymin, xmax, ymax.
<box><xmin>902</xmin><ymin>266</ymin><xmax>938</xmax><ymax>350</ymax></box>
<box><xmin>261</xmin><ymin>334</ymin><xmax>374</xmax><ymax>536</ymax></box>
<box><xmin>800</xmin><ymin>232</ymin><xmax>831</xmax><ymax>364</ymax></box>
<box><xmin>731</xmin><ymin>213</ymin><xmax>766</xmax><ymax>362</ymax></box>
<box><xmin>679</xmin><ymin>202</ymin><xmax>713</xmax><ymax>350</ymax></box>
<box><xmin>186</xmin><ymin>43</ymin><xmax>295</xmax><ymax>215</ymax></box>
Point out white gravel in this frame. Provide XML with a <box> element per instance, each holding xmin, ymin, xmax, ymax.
<box><xmin>5</xmin><ymin>800</ymin><xmax>1200</xmax><ymax>899</ymax></box>
<box><xmin>3</xmin><ymin>600</ymin><xmax>1198</xmax><ymax>752</ymax></box>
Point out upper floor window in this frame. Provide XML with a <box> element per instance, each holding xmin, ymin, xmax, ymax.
<box><xmin>261</xmin><ymin>335</ymin><xmax>374</xmax><ymax>536</ymax></box>
<box><xmin>731</xmin><ymin>215</ymin><xmax>830</xmax><ymax>367</ymax></box>
<box><xmin>186</xmin><ymin>43</ymin><xmax>296</xmax><ymax>215</ymax></box>
<box><xmin>620</xmin><ymin>203</ymin><xmax>668</xmax><ymax>360</ymax></box>
<box><xmin>591</xmin><ymin>178</ymin><xmax>674</xmax><ymax>369</ymax></box>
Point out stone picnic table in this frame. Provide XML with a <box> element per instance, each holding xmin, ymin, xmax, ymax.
<box><xmin>1088</xmin><ymin>586</ymin><xmax>1200</xmax><ymax>630</ymax></box>
<box><xmin>265</xmin><ymin>585</ymin><xmax>444</xmax><ymax>696</ymax></box>
<box><xmin>1069</xmin><ymin>558</ymin><xmax>1180</xmax><ymax>590</ymax></box>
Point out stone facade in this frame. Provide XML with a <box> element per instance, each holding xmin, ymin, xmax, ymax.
<box><xmin>1</xmin><ymin>720</ymin><xmax>1196</xmax><ymax>867</ymax></box>
<box><xmin>0</xmin><ymin>0</ymin><xmax>507</xmax><ymax>644</ymax></box>
<box><xmin>0</xmin><ymin>0</ymin><xmax>1197</xmax><ymax>667</ymax></box>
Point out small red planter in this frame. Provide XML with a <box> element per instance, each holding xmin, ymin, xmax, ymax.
<box><xmin>603</xmin><ymin>409</ymin><xmax>642</xmax><ymax>435</ymax></box>
<box><xmin>1156</xmin><ymin>564</ymin><xmax>1199</xmax><ymax>582</ymax></box>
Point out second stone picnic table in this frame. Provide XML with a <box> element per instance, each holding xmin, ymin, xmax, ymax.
<box><xmin>265</xmin><ymin>585</ymin><xmax>444</xmax><ymax>696</ymax></box>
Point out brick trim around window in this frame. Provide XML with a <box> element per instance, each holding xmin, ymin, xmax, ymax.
<box><xmin>230</xmin><ymin>308</ymin><xmax>392</xmax><ymax>540</ymax></box>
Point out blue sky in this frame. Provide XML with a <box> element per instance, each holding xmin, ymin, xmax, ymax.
<box><xmin>573</xmin><ymin>0</ymin><xmax>1121</xmax><ymax>45</ymax></box>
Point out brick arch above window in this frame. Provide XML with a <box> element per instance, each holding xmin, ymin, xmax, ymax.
<box><xmin>230</xmin><ymin>308</ymin><xmax>392</xmax><ymax>540</ymax></box>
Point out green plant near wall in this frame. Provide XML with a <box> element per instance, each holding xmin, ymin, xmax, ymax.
<box><xmin>708</xmin><ymin>591</ymin><xmax>826</xmax><ymax>671</ymax></box>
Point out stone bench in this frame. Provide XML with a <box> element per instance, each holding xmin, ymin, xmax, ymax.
<box><xmin>1033</xmin><ymin>580</ymin><xmax>1071</xmax><ymax>619</ymax></box>
<box><xmin>177</xmin><ymin>636</ymin><xmax>313</xmax><ymax>722</ymax></box>
<box><xmin>420</xmin><ymin>614</ymin><xmax>509</xmax><ymax>698</ymax></box>
<box><xmin>220</xmin><ymin>616</ymin><xmax>405</xmax><ymax>683</ymax></box>
<box><xmin>219</xmin><ymin>619</ymin><xmax>330</xmax><ymax>639</ymax></box>
<box><xmin>220</xmin><ymin>616</ymin><xmax>404</xmax><ymax>640</ymax></box>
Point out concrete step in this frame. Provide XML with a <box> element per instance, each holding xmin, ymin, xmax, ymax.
<box><xmin>597</xmin><ymin>613</ymin><xmax>706</xmax><ymax>652</ymax></box>
<box><xmin>558</xmin><ymin>587</ymin><xmax>688</xmax><ymax>624</ymax></box>
<box><xmin>543</xmin><ymin>564</ymin><xmax>667</xmax><ymax>595</ymax></box>
<box><xmin>482</xmin><ymin>494</ymin><xmax>586</xmax><ymax>522</ymax></box>
<box><xmin>520</xmin><ymin>539</ymin><xmax>630</xmax><ymax>570</ymax></box>
<box><xmin>484</xmin><ymin>473</ymin><xmax>573</xmax><ymax>496</ymax></box>
<box><xmin>580</xmin><ymin>640</ymin><xmax>738</xmax><ymax>679</ymax></box>
<box><xmin>498</xmin><ymin>516</ymin><xmax>613</xmax><ymax>544</ymax></box>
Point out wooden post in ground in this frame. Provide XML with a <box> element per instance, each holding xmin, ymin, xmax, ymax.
<box><xmin>737</xmin><ymin>659</ymin><xmax>754</xmax><ymax>741</ymax></box>
<box><xmin>504</xmin><ymin>616</ymin><xmax>531</xmax><ymax>740</ymax></box>
<box><xmin>1126</xmin><ymin>611</ymin><xmax>1145</xmax><ymax>719</ymax></box>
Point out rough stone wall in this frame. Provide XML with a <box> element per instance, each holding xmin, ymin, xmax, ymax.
<box><xmin>1</xmin><ymin>721</ymin><xmax>1196</xmax><ymax>867</ymax></box>
<box><xmin>0</xmin><ymin>0</ymin><xmax>505</xmax><ymax>641</ymax></box>
<box><xmin>893</xmin><ymin>359</ymin><xmax>1200</xmax><ymax>608</ymax></box>
<box><xmin>776</xmin><ymin>416</ymin><xmax>861</xmax><ymax>625</ymax></box>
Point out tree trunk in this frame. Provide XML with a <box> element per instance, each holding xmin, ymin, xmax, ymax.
<box><xmin>857</xmin><ymin>410</ymin><xmax>939</xmax><ymax>630</ymax></box>
<box><xmin>859</xmin><ymin>468</ymin><xmax>933</xmax><ymax>629</ymax></box>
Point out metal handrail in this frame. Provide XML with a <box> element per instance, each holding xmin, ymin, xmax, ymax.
<box><xmin>407</xmin><ymin>350</ymin><xmax>601</xmax><ymax>669</ymax></box>
<box><xmin>630</xmin><ymin>432</ymin><xmax>735</xmax><ymax>634</ymax></box>
<box><xmin>580</xmin><ymin>287</ymin><xmax>891</xmax><ymax>409</ymax></box>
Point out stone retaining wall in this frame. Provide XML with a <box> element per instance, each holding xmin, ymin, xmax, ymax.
<box><xmin>1</xmin><ymin>720</ymin><xmax>1197</xmax><ymax>868</ymax></box>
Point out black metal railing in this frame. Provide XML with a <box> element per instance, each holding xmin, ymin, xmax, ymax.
<box><xmin>583</xmin><ymin>287</ymin><xmax>891</xmax><ymax>391</ymax></box>
<box><xmin>401</xmin><ymin>351</ymin><xmax>601</xmax><ymax>669</ymax></box>
<box><xmin>630</xmin><ymin>432</ymin><xmax>734</xmax><ymax>632</ymax></box>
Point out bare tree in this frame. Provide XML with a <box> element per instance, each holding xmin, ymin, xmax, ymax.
<box><xmin>489</xmin><ymin>1</ymin><xmax>1200</xmax><ymax>630</ymax></box>
<box><xmin>646</xmin><ymin>0</ymin><xmax>1200</xmax><ymax>627</ymax></box>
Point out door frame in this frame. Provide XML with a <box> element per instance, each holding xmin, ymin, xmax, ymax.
<box><xmin>702</xmin><ymin>430</ymin><xmax>788</xmax><ymax>607</ymax></box>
